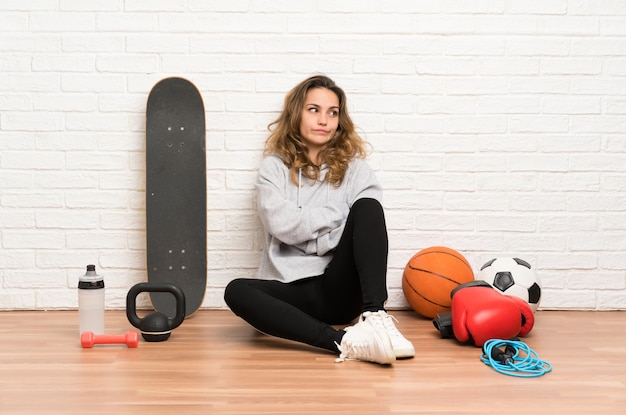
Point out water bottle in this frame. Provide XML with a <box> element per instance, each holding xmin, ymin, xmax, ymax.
<box><xmin>78</xmin><ymin>264</ymin><xmax>105</xmax><ymax>334</ymax></box>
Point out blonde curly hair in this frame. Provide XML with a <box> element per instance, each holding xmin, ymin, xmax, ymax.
<box><xmin>264</xmin><ymin>75</ymin><xmax>368</xmax><ymax>186</ymax></box>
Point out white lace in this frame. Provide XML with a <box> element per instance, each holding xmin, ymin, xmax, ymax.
<box><xmin>334</xmin><ymin>330</ymin><xmax>368</xmax><ymax>363</ymax></box>
<box><xmin>335</xmin><ymin>341</ymin><xmax>356</xmax><ymax>363</ymax></box>
<box><xmin>334</xmin><ymin>326</ymin><xmax>379</xmax><ymax>363</ymax></box>
<box><xmin>363</xmin><ymin>310</ymin><xmax>404</xmax><ymax>342</ymax></box>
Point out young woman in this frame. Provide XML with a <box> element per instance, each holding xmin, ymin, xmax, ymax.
<box><xmin>224</xmin><ymin>75</ymin><xmax>414</xmax><ymax>364</ymax></box>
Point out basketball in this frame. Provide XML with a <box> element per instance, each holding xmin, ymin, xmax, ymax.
<box><xmin>402</xmin><ymin>246</ymin><xmax>475</xmax><ymax>318</ymax></box>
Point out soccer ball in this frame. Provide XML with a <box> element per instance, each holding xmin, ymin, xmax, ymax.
<box><xmin>476</xmin><ymin>257</ymin><xmax>542</xmax><ymax>313</ymax></box>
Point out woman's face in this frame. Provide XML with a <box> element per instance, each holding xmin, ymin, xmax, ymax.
<box><xmin>299</xmin><ymin>87</ymin><xmax>340</xmax><ymax>163</ymax></box>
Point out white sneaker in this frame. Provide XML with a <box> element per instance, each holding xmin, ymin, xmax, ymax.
<box><xmin>335</xmin><ymin>323</ymin><xmax>395</xmax><ymax>365</ymax></box>
<box><xmin>361</xmin><ymin>310</ymin><xmax>415</xmax><ymax>359</ymax></box>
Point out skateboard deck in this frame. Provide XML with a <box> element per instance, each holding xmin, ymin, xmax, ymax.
<box><xmin>146</xmin><ymin>77</ymin><xmax>207</xmax><ymax>318</ymax></box>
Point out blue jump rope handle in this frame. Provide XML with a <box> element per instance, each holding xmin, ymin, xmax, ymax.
<box><xmin>481</xmin><ymin>339</ymin><xmax>552</xmax><ymax>378</ymax></box>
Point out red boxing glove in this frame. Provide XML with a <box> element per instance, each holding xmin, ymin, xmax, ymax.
<box><xmin>507</xmin><ymin>295</ymin><xmax>535</xmax><ymax>336</ymax></box>
<box><xmin>451</xmin><ymin>281</ymin><xmax>534</xmax><ymax>347</ymax></box>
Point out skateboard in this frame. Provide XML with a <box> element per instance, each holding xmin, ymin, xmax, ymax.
<box><xmin>145</xmin><ymin>77</ymin><xmax>207</xmax><ymax>318</ymax></box>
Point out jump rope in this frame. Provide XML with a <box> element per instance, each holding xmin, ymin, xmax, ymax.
<box><xmin>480</xmin><ymin>338</ymin><xmax>552</xmax><ymax>378</ymax></box>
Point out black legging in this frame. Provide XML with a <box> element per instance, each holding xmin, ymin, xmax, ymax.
<box><xmin>224</xmin><ymin>198</ymin><xmax>389</xmax><ymax>353</ymax></box>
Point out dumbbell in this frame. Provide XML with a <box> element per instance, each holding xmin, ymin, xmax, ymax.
<box><xmin>80</xmin><ymin>331</ymin><xmax>139</xmax><ymax>348</ymax></box>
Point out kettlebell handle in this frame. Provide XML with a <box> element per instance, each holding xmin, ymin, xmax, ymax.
<box><xmin>126</xmin><ymin>282</ymin><xmax>186</xmax><ymax>331</ymax></box>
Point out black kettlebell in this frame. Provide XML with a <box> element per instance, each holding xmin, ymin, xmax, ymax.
<box><xmin>126</xmin><ymin>282</ymin><xmax>186</xmax><ymax>342</ymax></box>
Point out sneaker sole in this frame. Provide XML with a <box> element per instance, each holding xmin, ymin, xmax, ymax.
<box><xmin>371</xmin><ymin>330</ymin><xmax>396</xmax><ymax>365</ymax></box>
<box><xmin>394</xmin><ymin>347</ymin><xmax>416</xmax><ymax>359</ymax></box>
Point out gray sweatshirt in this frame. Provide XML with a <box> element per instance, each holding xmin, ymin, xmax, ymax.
<box><xmin>255</xmin><ymin>154</ymin><xmax>383</xmax><ymax>282</ymax></box>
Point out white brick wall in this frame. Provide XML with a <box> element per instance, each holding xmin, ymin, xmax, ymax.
<box><xmin>1</xmin><ymin>1</ymin><xmax>625</xmax><ymax>311</ymax></box>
